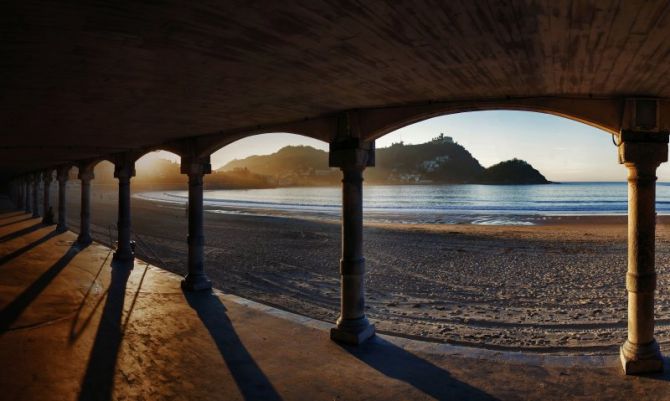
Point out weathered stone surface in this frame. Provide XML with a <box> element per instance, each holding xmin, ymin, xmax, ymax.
<box><xmin>3</xmin><ymin>2</ymin><xmax>670</xmax><ymax>178</ymax></box>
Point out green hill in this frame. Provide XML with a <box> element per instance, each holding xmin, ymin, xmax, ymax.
<box><xmin>218</xmin><ymin>135</ymin><xmax>550</xmax><ymax>186</ymax></box>
<box><xmin>480</xmin><ymin>159</ymin><xmax>550</xmax><ymax>184</ymax></box>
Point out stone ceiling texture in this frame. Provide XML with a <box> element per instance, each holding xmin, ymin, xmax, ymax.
<box><xmin>2</xmin><ymin>1</ymin><xmax>670</xmax><ymax>179</ymax></box>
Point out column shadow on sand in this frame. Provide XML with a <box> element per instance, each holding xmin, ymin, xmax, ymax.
<box><xmin>184</xmin><ymin>290</ymin><xmax>283</xmax><ymax>401</ymax></box>
<box><xmin>0</xmin><ymin>216</ymin><xmax>32</xmax><ymax>229</ymax></box>
<box><xmin>644</xmin><ymin>357</ymin><xmax>670</xmax><ymax>382</ymax></box>
<box><xmin>0</xmin><ymin>243</ymin><xmax>84</xmax><ymax>332</ymax></box>
<box><xmin>0</xmin><ymin>221</ymin><xmax>44</xmax><ymax>243</ymax></box>
<box><xmin>77</xmin><ymin>265</ymin><xmax>132</xmax><ymax>401</ymax></box>
<box><xmin>337</xmin><ymin>337</ymin><xmax>499</xmax><ymax>400</ymax></box>
<box><xmin>0</xmin><ymin>229</ymin><xmax>60</xmax><ymax>267</ymax></box>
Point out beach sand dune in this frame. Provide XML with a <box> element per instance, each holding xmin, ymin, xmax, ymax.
<box><xmin>66</xmin><ymin>189</ymin><xmax>670</xmax><ymax>355</ymax></box>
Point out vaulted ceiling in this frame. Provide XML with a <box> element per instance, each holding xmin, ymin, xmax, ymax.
<box><xmin>2</xmin><ymin>1</ymin><xmax>670</xmax><ymax>180</ymax></box>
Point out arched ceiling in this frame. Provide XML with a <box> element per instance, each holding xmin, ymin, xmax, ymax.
<box><xmin>2</xmin><ymin>1</ymin><xmax>670</xmax><ymax>180</ymax></box>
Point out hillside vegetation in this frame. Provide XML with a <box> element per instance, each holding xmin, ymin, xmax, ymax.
<box><xmin>220</xmin><ymin>134</ymin><xmax>550</xmax><ymax>186</ymax></box>
<box><xmin>88</xmin><ymin>135</ymin><xmax>550</xmax><ymax>190</ymax></box>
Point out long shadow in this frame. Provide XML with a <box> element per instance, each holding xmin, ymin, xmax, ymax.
<box><xmin>644</xmin><ymin>357</ymin><xmax>670</xmax><ymax>382</ymax></box>
<box><xmin>0</xmin><ymin>222</ymin><xmax>44</xmax><ymax>243</ymax></box>
<box><xmin>0</xmin><ymin>243</ymin><xmax>85</xmax><ymax>332</ymax></box>
<box><xmin>0</xmin><ymin>229</ymin><xmax>60</xmax><ymax>267</ymax></box>
<box><xmin>77</xmin><ymin>266</ymin><xmax>131</xmax><ymax>401</ymax></box>
<box><xmin>184</xmin><ymin>290</ymin><xmax>282</xmax><ymax>401</ymax></box>
<box><xmin>69</xmin><ymin>248</ymin><xmax>114</xmax><ymax>343</ymax></box>
<box><xmin>0</xmin><ymin>211</ymin><xmax>25</xmax><ymax>219</ymax></box>
<box><xmin>338</xmin><ymin>337</ymin><xmax>499</xmax><ymax>400</ymax></box>
<box><xmin>0</xmin><ymin>216</ymin><xmax>32</xmax><ymax>229</ymax></box>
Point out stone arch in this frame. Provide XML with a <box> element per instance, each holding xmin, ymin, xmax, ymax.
<box><xmin>356</xmin><ymin>97</ymin><xmax>623</xmax><ymax>142</ymax></box>
<box><xmin>204</xmin><ymin>131</ymin><xmax>330</xmax><ymax>168</ymax></box>
<box><xmin>196</xmin><ymin>117</ymin><xmax>337</xmax><ymax>159</ymax></box>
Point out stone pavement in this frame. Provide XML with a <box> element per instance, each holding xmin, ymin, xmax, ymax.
<box><xmin>1</xmin><ymin>208</ymin><xmax>669</xmax><ymax>401</ymax></box>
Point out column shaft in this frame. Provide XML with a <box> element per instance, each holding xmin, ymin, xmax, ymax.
<box><xmin>112</xmin><ymin>175</ymin><xmax>134</xmax><ymax>265</ymax></box>
<box><xmin>42</xmin><ymin>174</ymin><xmax>53</xmax><ymax>224</ymax></box>
<box><xmin>330</xmin><ymin>166</ymin><xmax>375</xmax><ymax>344</ymax></box>
<box><xmin>78</xmin><ymin>176</ymin><xmax>92</xmax><ymax>245</ymax></box>
<box><xmin>181</xmin><ymin>173</ymin><xmax>212</xmax><ymax>291</ymax></box>
<box><xmin>620</xmin><ymin>162</ymin><xmax>663</xmax><ymax>373</ymax></box>
<box><xmin>617</xmin><ymin>134</ymin><xmax>667</xmax><ymax>375</ymax></box>
<box><xmin>340</xmin><ymin>168</ymin><xmax>366</xmax><ymax>321</ymax></box>
<box><xmin>32</xmin><ymin>179</ymin><xmax>39</xmax><ymax>218</ymax></box>
<box><xmin>24</xmin><ymin>180</ymin><xmax>31</xmax><ymax>213</ymax></box>
<box><xmin>57</xmin><ymin>175</ymin><xmax>68</xmax><ymax>232</ymax></box>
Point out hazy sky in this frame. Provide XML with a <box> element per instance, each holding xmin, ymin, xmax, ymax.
<box><xmin>144</xmin><ymin>110</ymin><xmax>670</xmax><ymax>182</ymax></box>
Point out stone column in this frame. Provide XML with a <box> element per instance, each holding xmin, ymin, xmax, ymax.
<box><xmin>56</xmin><ymin>167</ymin><xmax>69</xmax><ymax>232</ymax></box>
<box><xmin>15</xmin><ymin>180</ymin><xmax>23</xmax><ymax>210</ymax></box>
<box><xmin>112</xmin><ymin>157</ymin><xmax>135</xmax><ymax>268</ymax></box>
<box><xmin>42</xmin><ymin>171</ymin><xmax>53</xmax><ymax>224</ymax></box>
<box><xmin>181</xmin><ymin>158</ymin><xmax>213</xmax><ymax>291</ymax></box>
<box><xmin>329</xmin><ymin>139</ymin><xmax>376</xmax><ymax>345</ymax></box>
<box><xmin>32</xmin><ymin>174</ymin><xmax>40</xmax><ymax>218</ymax></box>
<box><xmin>618</xmin><ymin>131</ymin><xmax>668</xmax><ymax>374</ymax></box>
<box><xmin>77</xmin><ymin>167</ymin><xmax>94</xmax><ymax>245</ymax></box>
<box><xmin>24</xmin><ymin>178</ymin><xmax>31</xmax><ymax>213</ymax></box>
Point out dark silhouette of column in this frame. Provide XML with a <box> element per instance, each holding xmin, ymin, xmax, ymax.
<box><xmin>42</xmin><ymin>170</ymin><xmax>53</xmax><ymax>224</ymax></box>
<box><xmin>15</xmin><ymin>180</ymin><xmax>23</xmax><ymax>210</ymax></box>
<box><xmin>112</xmin><ymin>156</ymin><xmax>135</xmax><ymax>268</ymax></box>
<box><xmin>32</xmin><ymin>174</ymin><xmax>40</xmax><ymax>218</ymax></box>
<box><xmin>77</xmin><ymin>166</ymin><xmax>94</xmax><ymax>245</ymax></box>
<box><xmin>56</xmin><ymin>166</ymin><xmax>69</xmax><ymax>232</ymax></box>
<box><xmin>181</xmin><ymin>157</ymin><xmax>213</xmax><ymax>291</ymax></box>
<box><xmin>329</xmin><ymin>138</ymin><xmax>376</xmax><ymax>345</ymax></box>
<box><xmin>618</xmin><ymin>131</ymin><xmax>668</xmax><ymax>374</ymax></box>
<box><xmin>24</xmin><ymin>178</ymin><xmax>31</xmax><ymax>213</ymax></box>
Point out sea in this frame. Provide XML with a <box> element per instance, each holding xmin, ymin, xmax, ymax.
<box><xmin>136</xmin><ymin>182</ymin><xmax>670</xmax><ymax>225</ymax></box>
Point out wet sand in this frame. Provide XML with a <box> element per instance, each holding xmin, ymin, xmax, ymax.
<box><xmin>64</xmin><ymin>188</ymin><xmax>670</xmax><ymax>355</ymax></box>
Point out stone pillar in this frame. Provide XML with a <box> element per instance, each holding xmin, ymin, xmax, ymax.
<box><xmin>329</xmin><ymin>138</ymin><xmax>376</xmax><ymax>344</ymax></box>
<box><xmin>24</xmin><ymin>178</ymin><xmax>31</xmax><ymax>213</ymax></box>
<box><xmin>56</xmin><ymin>167</ymin><xmax>69</xmax><ymax>232</ymax></box>
<box><xmin>77</xmin><ymin>167</ymin><xmax>94</xmax><ymax>245</ymax></box>
<box><xmin>32</xmin><ymin>174</ymin><xmax>40</xmax><ymax>218</ymax></box>
<box><xmin>181</xmin><ymin>158</ymin><xmax>213</xmax><ymax>291</ymax></box>
<box><xmin>112</xmin><ymin>157</ymin><xmax>135</xmax><ymax>268</ymax></box>
<box><xmin>15</xmin><ymin>180</ymin><xmax>23</xmax><ymax>210</ymax></box>
<box><xmin>618</xmin><ymin>131</ymin><xmax>668</xmax><ymax>374</ymax></box>
<box><xmin>42</xmin><ymin>171</ymin><xmax>53</xmax><ymax>224</ymax></box>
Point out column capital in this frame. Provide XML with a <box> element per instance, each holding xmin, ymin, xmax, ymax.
<box><xmin>41</xmin><ymin>170</ymin><xmax>53</xmax><ymax>183</ymax></box>
<box><xmin>56</xmin><ymin>166</ymin><xmax>70</xmax><ymax>182</ymax></box>
<box><xmin>618</xmin><ymin>130</ymin><xmax>669</xmax><ymax>167</ymax></box>
<box><xmin>329</xmin><ymin>138</ymin><xmax>375</xmax><ymax>169</ymax></box>
<box><xmin>180</xmin><ymin>156</ymin><xmax>212</xmax><ymax>176</ymax></box>
<box><xmin>113</xmin><ymin>156</ymin><xmax>136</xmax><ymax>180</ymax></box>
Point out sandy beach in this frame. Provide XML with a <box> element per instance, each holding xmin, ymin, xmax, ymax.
<box><xmin>64</xmin><ymin>188</ymin><xmax>670</xmax><ymax>355</ymax></box>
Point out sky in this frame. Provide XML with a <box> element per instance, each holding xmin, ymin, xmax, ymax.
<box><xmin>143</xmin><ymin>110</ymin><xmax>670</xmax><ymax>182</ymax></box>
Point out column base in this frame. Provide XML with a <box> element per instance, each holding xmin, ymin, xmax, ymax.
<box><xmin>330</xmin><ymin>318</ymin><xmax>375</xmax><ymax>345</ymax></box>
<box><xmin>112</xmin><ymin>251</ymin><xmax>135</xmax><ymax>269</ymax></box>
<box><xmin>620</xmin><ymin>339</ymin><xmax>664</xmax><ymax>374</ymax></box>
<box><xmin>76</xmin><ymin>235</ymin><xmax>92</xmax><ymax>246</ymax></box>
<box><xmin>32</xmin><ymin>212</ymin><xmax>39</xmax><ymax>218</ymax></box>
<box><xmin>56</xmin><ymin>224</ymin><xmax>67</xmax><ymax>233</ymax></box>
<box><xmin>181</xmin><ymin>274</ymin><xmax>212</xmax><ymax>291</ymax></box>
